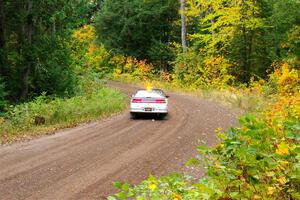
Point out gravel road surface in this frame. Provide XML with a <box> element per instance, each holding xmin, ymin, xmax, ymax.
<box><xmin>0</xmin><ymin>82</ymin><xmax>239</xmax><ymax>200</ymax></box>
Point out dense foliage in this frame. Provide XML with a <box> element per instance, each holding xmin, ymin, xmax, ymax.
<box><xmin>95</xmin><ymin>0</ymin><xmax>179</xmax><ymax>70</ymax></box>
<box><xmin>1</xmin><ymin>0</ymin><xmax>299</xmax><ymax>102</ymax></box>
<box><xmin>0</xmin><ymin>1</ymin><xmax>128</xmax><ymax>143</ymax></box>
<box><xmin>94</xmin><ymin>0</ymin><xmax>300</xmax><ymax>88</ymax></box>
<box><xmin>172</xmin><ymin>0</ymin><xmax>300</xmax><ymax>86</ymax></box>
<box><xmin>0</xmin><ymin>0</ymin><xmax>101</xmax><ymax>102</ymax></box>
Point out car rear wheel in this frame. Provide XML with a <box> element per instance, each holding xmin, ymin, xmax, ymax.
<box><xmin>130</xmin><ymin>112</ymin><xmax>137</xmax><ymax>119</ymax></box>
<box><xmin>159</xmin><ymin>113</ymin><xmax>167</xmax><ymax>119</ymax></box>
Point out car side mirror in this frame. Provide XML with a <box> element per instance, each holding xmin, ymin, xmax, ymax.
<box><xmin>166</xmin><ymin>95</ymin><xmax>170</xmax><ymax>98</ymax></box>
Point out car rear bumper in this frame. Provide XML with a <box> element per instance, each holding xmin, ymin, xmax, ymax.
<box><xmin>130</xmin><ymin>107</ymin><xmax>168</xmax><ymax>113</ymax></box>
<box><xmin>130</xmin><ymin>106</ymin><xmax>168</xmax><ymax>113</ymax></box>
<box><xmin>130</xmin><ymin>102</ymin><xmax>168</xmax><ymax>114</ymax></box>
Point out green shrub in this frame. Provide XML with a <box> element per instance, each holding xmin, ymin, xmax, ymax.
<box><xmin>32</xmin><ymin>36</ymin><xmax>77</xmax><ymax>97</ymax></box>
<box><xmin>0</xmin><ymin>77</ymin><xmax>7</xmax><ymax>111</ymax></box>
<box><xmin>109</xmin><ymin>95</ymin><xmax>300</xmax><ymax>200</ymax></box>
<box><xmin>0</xmin><ymin>88</ymin><xmax>126</xmax><ymax>144</ymax></box>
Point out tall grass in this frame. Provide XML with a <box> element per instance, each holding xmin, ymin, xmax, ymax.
<box><xmin>0</xmin><ymin>88</ymin><xmax>126</xmax><ymax>144</ymax></box>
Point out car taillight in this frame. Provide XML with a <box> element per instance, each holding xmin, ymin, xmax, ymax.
<box><xmin>132</xmin><ymin>98</ymin><xmax>142</xmax><ymax>103</ymax></box>
<box><xmin>155</xmin><ymin>99</ymin><xmax>166</xmax><ymax>103</ymax></box>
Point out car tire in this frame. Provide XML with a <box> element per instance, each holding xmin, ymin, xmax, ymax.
<box><xmin>159</xmin><ymin>113</ymin><xmax>167</xmax><ymax>120</ymax></box>
<box><xmin>130</xmin><ymin>112</ymin><xmax>137</xmax><ymax>119</ymax></box>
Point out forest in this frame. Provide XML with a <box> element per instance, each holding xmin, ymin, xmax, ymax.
<box><xmin>0</xmin><ymin>0</ymin><xmax>299</xmax><ymax>103</ymax></box>
<box><xmin>0</xmin><ymin>0</ymin><xmax>299</xmax><ymax>199</ymax></box>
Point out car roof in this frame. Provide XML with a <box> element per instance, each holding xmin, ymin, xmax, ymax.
<box><xmin>134</xmin><ymin>89</ymin><xmax>164</xmax><ymax>98</ymax></box>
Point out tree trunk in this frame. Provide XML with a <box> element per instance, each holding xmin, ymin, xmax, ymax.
<box><xmin>20</xmin><ymin>0</ymin><xmax>33</xmax><ymax>99</ymax></box>
<box><xmin>181</xmin><ymin>0</ymin><xmax>187</xmax><ymax>52</ymax></box>
<box><xmin>0</xmin><ymin>0</ymin><xmax>4</xmax><ymax>49</ymax></box>
<box><xmin>209</xmin><ymin>5</ymin><xmax>215</xmax><ymax>54</ymax></box>
<box><xmin>0</xmin><ymin>0</ymin><xmax>6</xmax><ymax>77</ymax></box>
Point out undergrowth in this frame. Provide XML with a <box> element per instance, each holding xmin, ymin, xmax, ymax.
<box><xmin>0</xmin><ymin>87</ymin><xmax>126</xmax><ymax>144</ymax></box>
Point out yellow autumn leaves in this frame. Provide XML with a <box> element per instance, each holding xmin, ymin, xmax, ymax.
<box><xmin>270</xmin><ymin>62</ymin><xmax>299</xmax><ymax>95</ymax></box>
<box><xmin>148</xmin><ymin>183</ymin><xmax>157</xmax><ymax>191</ymax></box>
<box><xmin>73</xmin><ymin>25</ymin><xmax>96</xmax><ymax>43</ymax></box>
<box><xmin>146</xmin><ymin>177</ymin><xmax>182</xmax><ymax>200</ymax></box>
<box><xmin>276</xmin><ymin>141</ymin><xmax>296</xmax><ymax>156</ymax></box>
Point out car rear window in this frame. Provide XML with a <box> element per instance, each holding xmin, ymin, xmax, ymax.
<box><xmin>135</xmin><ymin>90</ymin><xmax>163</xmax><ymax>98</ymax></box>
<box><xmin>152</xmin><ymin>89</ymin><xmax>166</xmax><ymax>96</ymax></box>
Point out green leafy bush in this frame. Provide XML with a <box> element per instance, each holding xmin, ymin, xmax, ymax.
<box><xmin>0</xmin><ymin>88</ymin><xmax>126</xmax><ymax>144</ymax></box>
<box><xmin>0</xmin><ymin>77</ymin><xmax>7</xmax><ymax>111</ymax></box>
<box><xmin>32</xmin><ymin>36</ymin><xmax>77</xmax><ymax>97</ymax></box>
<box><xmin>172</xmin><ymin>51</ymin><xmax>235</xmax><ymax>89</ymax></box>
<box><xmin>109</xmin><ymin>94</ymin><xmax>300</xmax><ymax>200</ymax></box>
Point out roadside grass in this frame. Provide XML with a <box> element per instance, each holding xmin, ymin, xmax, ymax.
<box><xmin>0</xmin><ymin>88</ymin><xmax>127</xmax><ymax>144</ymax></box>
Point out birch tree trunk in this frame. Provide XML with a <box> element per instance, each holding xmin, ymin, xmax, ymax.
<box><xmin>181</xmin><ymin>0</ymin><xmax>187</xmax><ymax>52</ymax></box>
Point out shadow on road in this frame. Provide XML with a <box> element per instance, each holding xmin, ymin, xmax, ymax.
<box><xmin>130</xmin><ymin>113</ymin><xmax>169</xmax><ymax>121</ymax></box>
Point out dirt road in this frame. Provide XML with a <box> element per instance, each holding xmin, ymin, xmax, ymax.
<box><xmin>0</xmin><ymin>82</ymin><xmax>239</xmax><ymax>200</ymax></box>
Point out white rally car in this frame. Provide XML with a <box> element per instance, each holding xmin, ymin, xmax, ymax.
<box><xmin>130</xmin><ymin>89</ymin><xmax>169</xmax><ymax>118</ymax></box>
